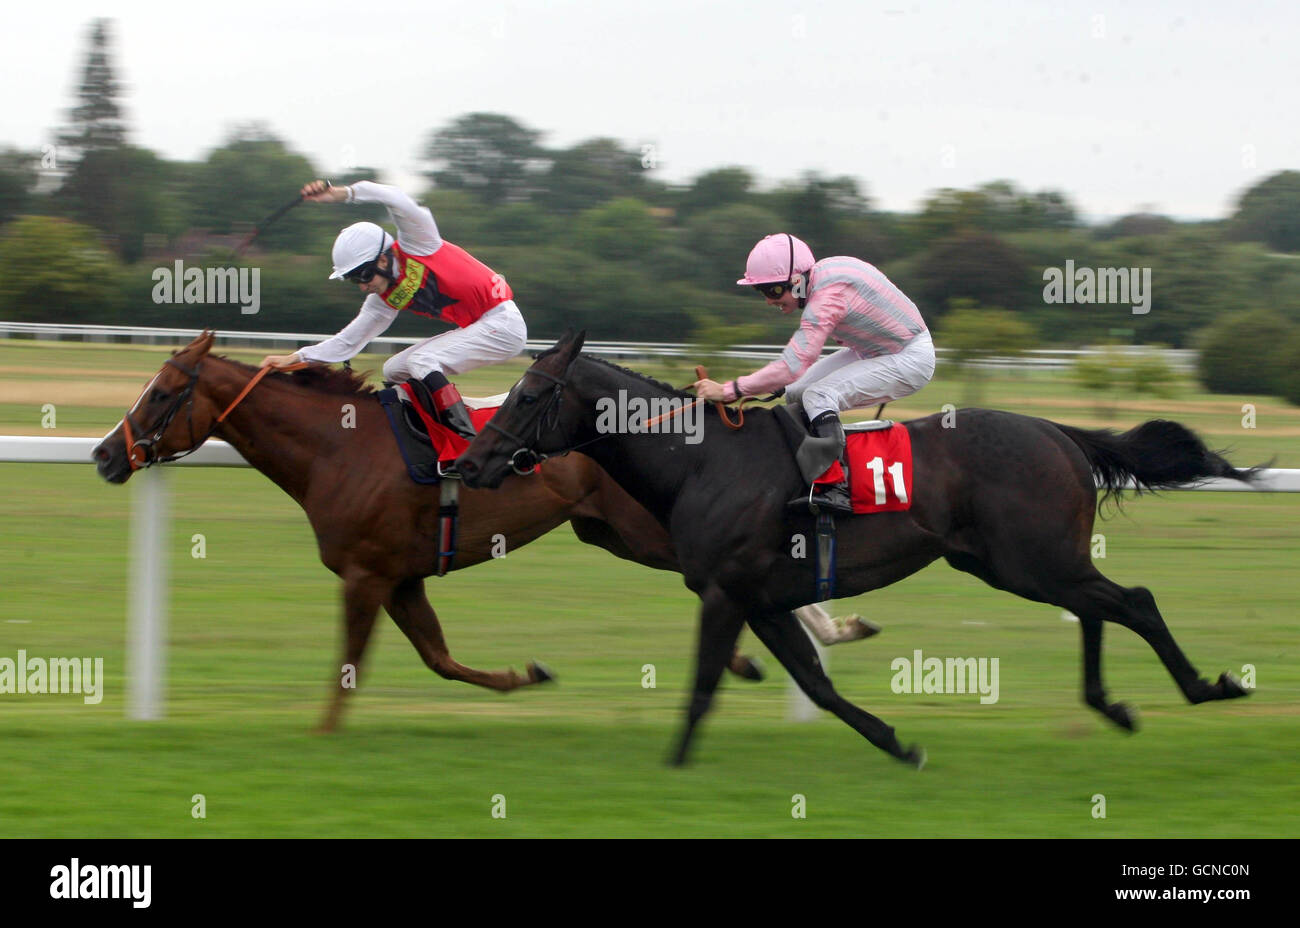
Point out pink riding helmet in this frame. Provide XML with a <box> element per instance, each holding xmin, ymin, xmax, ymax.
<box><xmin>737</xmin><ymin>233</ymin><xmax>816</xmax><ymax>285</ymax></box>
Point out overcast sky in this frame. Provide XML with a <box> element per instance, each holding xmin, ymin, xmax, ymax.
<box><xmin>4</xmin><ymin>0</ymin><xmax>1296</xmax><ymax>221</ymax></box>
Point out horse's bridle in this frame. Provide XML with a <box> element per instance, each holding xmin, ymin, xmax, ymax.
<box><xmin>121</xmin><ymin>358</ymin><xmax>205</xmax><ymax>470</ymax></box>
<box><xmin>120</xmin><ymin>358</ymin><xmax>292</xmax><ymax>471</ymax></box>
<box><xmin>481</xmin><ymin>360</ymin><xmax>582</xmax><ymax>475</ymax></box>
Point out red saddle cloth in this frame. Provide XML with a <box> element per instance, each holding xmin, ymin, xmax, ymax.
<box><xmin>813</xmin><ymin>423</ymin><xmax>914</xmax><ymax>513</ymax></box>
<box><xmin>398</xmin><ymin>382</ymin><xmax>498</xmax><ymax>463</ymax></box>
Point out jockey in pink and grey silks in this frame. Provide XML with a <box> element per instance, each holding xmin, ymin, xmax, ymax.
<box><xmin>694</xmin><ymin>233</ymin><xmax>936</xmax><ymax>513</ymax></box>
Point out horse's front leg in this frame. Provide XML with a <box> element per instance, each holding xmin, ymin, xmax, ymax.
<box><xmin>316</xmin><ymin>571</ymin><xmax>386</xmax><ymax>734</ymax></box>
<box><xmin>671</xmin><ymin>586</ymin><xmax>748</xmax><ymax>766</ymax></box>
<box><xmin>385</xmin><ymin>577</ymin><xmax>553</xmax><ymax>692</ymax></box>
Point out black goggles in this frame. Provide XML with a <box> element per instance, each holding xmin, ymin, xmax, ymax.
<box><xmin>754</xmin><ymin>281</ymin><xmax>793</xmax><ymax>299</ymax></box>
<box><xmin>343</xmin><ymin>262</ymin><xmax>382</xmax><ymax>283</ymax></box>
<box><xmin>343</xmin><ymin>233</ymin><xmax>389</xmax><ymax>283</ymax></box>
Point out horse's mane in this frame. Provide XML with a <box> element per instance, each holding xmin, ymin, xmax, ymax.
<box><xmin>574</xmin><ymin>352</ymin><xmax>693</xmax><ymax>399</ymax></box>
<box><xmin>215</xmin><ymin>356</ymin><xmax>377</xmax><ymax>396</ymax></box>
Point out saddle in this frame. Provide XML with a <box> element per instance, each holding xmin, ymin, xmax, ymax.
<box><xmin>377</xmin><ymin>386</ymin><xmax>505</xmax><ymax>485</ymax></box>
<box><xmin>772</xmin><ymin>404</ymin><xmax>911</xmax><ymax>603</ymax></box>
<box><xmin>375</xmin><ymin>384</ymin><xmax>506</xmax><ymax>578</ymax></box>
<box><xmin>774</xmin><ymin>403</ymin><xmax>894</xmax><ymax>493</ymax></box>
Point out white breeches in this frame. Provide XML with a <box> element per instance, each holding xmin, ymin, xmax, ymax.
<box><xmin>382</xmin><ymin>301</ymin><xmax>528</xmax><ymax>382</ymax></box>
<box><xmin>785</xmin><ymin>330</ymin><xmax>936</xmax><ymax>421</ymax></box>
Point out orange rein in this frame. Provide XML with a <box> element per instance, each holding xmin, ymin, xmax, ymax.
<box><xmin>644</xmin><ymin>365</ymin><xmax>753</xmax><ymax>431</ymax></box>
<box><xmin>214</xmin><ymin>360</ymin><xmax>309</xmax><ymax>424</ymax></box>
<box><xmin>123</xmin><ymin>359</ymin><xmax>308</xmax><ymax>471</ymax></box>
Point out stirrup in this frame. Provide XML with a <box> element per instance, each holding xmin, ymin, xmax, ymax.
<box><xmin>809</xmin><ymin>483</ymin><xmax>853</xmax><ymax>515</ymax></box>
<box><xmin>787</xmin><ymin>484</ymin><xmax>853</xmax><ymax>515</ymax></box>
<box><xmin>436</xmin><ymin>461</ymin><xmax>463</xmax><ymax>479</ymax></box>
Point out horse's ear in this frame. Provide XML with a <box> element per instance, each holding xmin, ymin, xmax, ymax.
<box><xmin>552</xmin><ymin>328</ymin><xmax>585</xmax><ymax>359</ymax></box>
<box><xmin>179</xmin><ymin>329</ymin><xmax>215</xmax><ymax>358</ymax></box>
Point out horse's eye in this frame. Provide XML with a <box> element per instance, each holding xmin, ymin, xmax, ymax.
<box><xmin>520</xmin><ymin>394</ymin><xmax>537</xmax><ymax>405</ymax></box>
<box><xmin>152</xmin><ymin>389</ymin><xmax>170</xmax><ymax>402</ymax></box>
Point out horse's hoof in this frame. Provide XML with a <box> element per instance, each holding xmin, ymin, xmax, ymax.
<box><xmin>900</xmin><ymin>744</ymin><xmax>926</xmax><ymax>770</ymax></box>
<box><xmin>528</xmin><ymin>661</ymin><xmax>556</xmax><ymax>685</ymax></box>
<box><xmin>1218</xmin><ymin>672</ymin><xmax>1250</xmax><ymax>699</ymax></box>
<box><xmin>731</xmin><ymin>655</ymin><xmax>765</xmax><ymax>682</ymax></box>
<box><xmin>1106</xmin><ymin>702</ymin><xmax>1139</xmax><ymax>732</ymax></box>
<box><xmin>844</xmin><ymin>616</ymin><xmax>881</xmax><ymax>641</ymax></box>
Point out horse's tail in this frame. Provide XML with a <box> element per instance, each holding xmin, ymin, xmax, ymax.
<box><xmin>1052</xmin><ymin>418</ymin><xmax>1263</xmax><ymax>509</ymax></box>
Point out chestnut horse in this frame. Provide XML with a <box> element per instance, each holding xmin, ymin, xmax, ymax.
<box><xmin>92</xmin><ymin>331</ymin><xmax>841</xmax><ymax>731</ymax></box>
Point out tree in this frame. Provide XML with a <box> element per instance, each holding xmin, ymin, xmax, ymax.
<box><xmin>57</xmin><ymin>19</ymin><xmax>127</xmax><ymax>163</ymax></box>
<box><xmin>675</xmin><ymin>167</ymin><xmax>756</xmax><ymax>221</ymax></box>
<box><xmin>58</xmin><ymin>145</ymin><xmax>180</xmax><ymax>262</ymax></box>
<box><xmin>916</xmin><ymin>181</ymin><xmax>1078</xmax><ymax>243</ymax></box>
<box><xmin>1197</xmin><ymin>309</ymin><xmax>1294</xmax><ymax>395</ymax></box>
<box><xmin>479</xmin><ymin>202</ymin><xmax>558</xmax><ymax>247</ymax></box>
<box><xmin>1278</xmin><ymin>333</ymin><xmax>1300</xmax><ymax>406</ymax></box>
<box><xmin>914</xmin><ymin>230</ymin><xmax>1032</xmax><ymax>321</ymax></box>
<box><xmin>420</xmin><ymin>113</ymin><xmax>545</xmax><ymax>207</ymax></box>
<box><xmin>683</xmin><ymin>203</ymin><xmax>786</xmax><ymax>290</ymax></box>
<box><xmin>573</xmin><ymin>198</ymin><xmax>666</xmax><ymax>263</ymax></box>
<box><xmin>1095</xmin><ymin>212</ymin><xmax>1176</xmax><ymax>240</ymax></box>
<box><xmin>184</xmin><ymin>126</ymin><xmax>322</xmax><ymax>253</ymax></box>
<box><xmin>540</xmin><ymin>138</ymin><xmax>654</xmax><ymax>214</ymax></box>
<box><xmin>0</xmin><ymin>148</ymin><xmax>36</xmax><ymax>225</ymax></box>
<box><xmin>765</xmin><ymin>172</ymin><xmax>872</xmax><ymax>257</ymax></box>
<box><xmin>936</xmin><ymin>300</ymin><xmax>1037</xmax><ymax>403</ymax></box>
<box><xmin>1230</xmin><ymin>171</ymin><xmax>1300</xmax><ymax>253</ymax></box>
<box><xmin>1074</xmin><ymin>347</ymin><xmax>1178</xmax><ymax>417</ymax></box>
<box><xmin>0</xmin><ymin>216</ymin><xmax>119</xmax><ymax>321</ymax></box>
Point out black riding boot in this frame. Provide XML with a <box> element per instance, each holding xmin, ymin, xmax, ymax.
<box><xmin>420</xmin><ymin>371</ymin><xmax>477</xmax><ymax>441</ymax></box>
<box><xmin>805</xmin><ymin>411</ymin><xmax>853</xmax><ymax>514</ymax></box>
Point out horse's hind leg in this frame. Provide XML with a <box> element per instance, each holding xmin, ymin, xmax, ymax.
<box><xmin>317</xmin><ymin>573</ymin><xmax>384</xmax><ymax>733</ymax></box>
<box><xmin>386</xmin><ymin>577</ymin><xmax>552</xmax><ymax>692</ymax></box>
<box><xmin>1063</xmin><ymin>573</ymin><xmax>1249</xmax><ymax>709</ymax></box>
<box><xmin>747</xmin><ymin>611</ymin><xmax>924</xmax><ymax>768</ymax></box>
<box><xmin>1077</xmin><ymin>613</ymin><xmax>1138</xmax><ymax>731</ymax></box>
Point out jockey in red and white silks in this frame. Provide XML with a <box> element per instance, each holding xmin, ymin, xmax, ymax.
<box><xmin>262</xmin><ymin>179</ymin><xmax>527</xmax><ymax>442</ymax></box>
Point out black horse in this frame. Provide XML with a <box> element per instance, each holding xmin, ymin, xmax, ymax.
<box><xmin>457</xmin><ymin>331</ymin><xmax>1258</xmax><ymax>767</ymax></box>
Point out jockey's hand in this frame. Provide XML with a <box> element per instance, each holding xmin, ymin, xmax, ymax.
<box><xmin>261</xmin><ymin>353</ymin><xmax>301</xmax><ymax>370</ymax></box>
<box><xmin>693</xmin><ymin>379</ymin><xmax>727</xmax><ymax>402</ymax></box>
<box><xmin>300</xmin><ymin>179</ymin><xmax>345</xmax><ymax>203</ymax></box>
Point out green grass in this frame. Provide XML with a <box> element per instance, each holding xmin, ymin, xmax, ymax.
<box><xmin>1</xmin><ymin>339</ymin><xmax>1297</xmax><ymax>836</ymax></box>
<box><xmin>0</xmin><ymin>465</ymin><xmax>1296</xmax><ymax>837</ymax></box>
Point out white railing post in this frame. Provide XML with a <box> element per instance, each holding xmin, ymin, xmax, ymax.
<box><xmin>786</xmin><ymin>622</ymin><xmax>829</xmax><ymax>722</ymax></box>
<box><xmin>127</xmin><ymin>466</ymin><xmax>169</xmax><ymax>720</ymax></box>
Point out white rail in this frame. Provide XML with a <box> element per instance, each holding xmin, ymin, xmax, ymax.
<box><xmin>0</xmin><ymin>321</ymin><xmax>1199</xmax><ymax>369</ymax></box>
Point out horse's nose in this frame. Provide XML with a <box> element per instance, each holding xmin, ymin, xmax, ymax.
<box><xmin>456</xmin><ymin>456</ymin><xmax>480</xmax><ymax>485</ymax></box>
<box><xmin>92</xmin><ymin>443</ymin><xmax>110</xmax><ymax>463</ymax></box>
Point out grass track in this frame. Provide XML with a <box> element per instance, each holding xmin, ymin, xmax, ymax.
<box><xmin>0</xmin><ymin>340</ymin><xmax>1297</xmax><ymax>836</ymax></box>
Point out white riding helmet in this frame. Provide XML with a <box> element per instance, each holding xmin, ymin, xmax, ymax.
<box><xmin>329</xmin><ymin>222</ymin><xmax>393</xmax><ymax>280</ymax></box>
